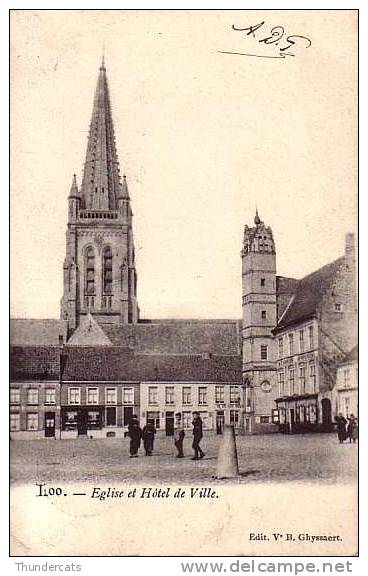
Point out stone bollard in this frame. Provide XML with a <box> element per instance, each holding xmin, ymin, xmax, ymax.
<box><xmin>216</xmin><ymin>424</ymin><xmax>239</xmax><ymax>479</ymax></box>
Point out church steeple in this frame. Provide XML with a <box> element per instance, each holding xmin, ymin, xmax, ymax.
<box><xmin>61</xmin><ymin>61</ymin><xmax>139</xmax><ymax>332</ymax></box>
<box><xmin>80</xmin><ymin>59</ymin><xmax>123</xmax><ymax>211</ymax></box>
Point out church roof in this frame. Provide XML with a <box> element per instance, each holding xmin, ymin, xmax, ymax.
<box><xmin>80</xmin><ymin>59</ymin><xmax>124</xmax><ymax>210</ymax></box>
<box><xmin>61</xmin><ymin>346</ymin><xmax>242</xmax><ymax>382</ymax></box>
<box><xmin>97</xmin><ymin>319</ymin><xmax>242</xmax><ymax>356</ymax></box>
<box><xmin>10</xmin><ymin>319</ymin><xmax>68</xmax><ymax>346</ymax></box>
<box><xmin>274</xmin><ymin>257</ymin><xmax>345</xmax><ymax>332</ymax></box>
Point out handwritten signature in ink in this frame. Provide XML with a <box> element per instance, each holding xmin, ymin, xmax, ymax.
<box><xmin>218</xmin><ymin>21</ymin><xmax>312</xmax><ymax>59</ymax></box>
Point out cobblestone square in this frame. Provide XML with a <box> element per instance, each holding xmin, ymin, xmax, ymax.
<box><xmin>10</xmin><ymin>432</ymin><xmax>358</xmax><ymax>485</ymax></box>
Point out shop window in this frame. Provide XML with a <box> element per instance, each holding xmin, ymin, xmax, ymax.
<box><xmin>27</xmin><ymin>413</ymin><xmax>38</xmax><ymax>431</ymax></box>
<box><xmin>182</xmin><ymin>411</ymin><xmax>192</xmax><ymax>429</ymax></box>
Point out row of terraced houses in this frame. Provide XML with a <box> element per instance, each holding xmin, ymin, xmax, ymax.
<box><xmin>10</xmin><ymin>59</ymin><xmax>358</xmax><ymax>439</ymax></box>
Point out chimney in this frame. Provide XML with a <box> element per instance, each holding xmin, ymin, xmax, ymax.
<box><xmin>345</xmin><ymin>233</ymin><xmax>355</xmax><ymax>259</ymax></box>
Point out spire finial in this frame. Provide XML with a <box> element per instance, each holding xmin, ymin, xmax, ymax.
<box><xmin>100</xmin><ymin>45</ymin><xmax>105</xmax><ymax>70</ymax></box>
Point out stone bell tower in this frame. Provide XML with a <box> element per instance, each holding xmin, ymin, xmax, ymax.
<box><xmin>60</xmin><ymin>58</ymin><xmax>139</xmax><ymax>332</ymax></box>
<box><xmin>241</xmin><ymin>211</ymin><xmax>278</xmax><ymax>433</ymax></box>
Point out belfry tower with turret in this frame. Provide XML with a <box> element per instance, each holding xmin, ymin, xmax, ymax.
<box><xmin>60</xmin><ymin>59</ymin><xmax>139</xmax><ymax>332</ymax></box>
<box><xmin>241</xmin><ymin>211</ymin><xmax>278</xmax><ymax>433</ymax></box>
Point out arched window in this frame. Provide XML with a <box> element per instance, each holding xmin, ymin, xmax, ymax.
<box><xmin>103</xmin><ymin>246</ymin><xmax>113</xmax><ymax>294</ymax></box>
<box><xmin>85</xmin><ymin>247</ymin><xmax>95</xmax><ymax>295</ymax></box>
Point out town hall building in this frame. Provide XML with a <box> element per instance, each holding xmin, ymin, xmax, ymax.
<box><xmin>10</xmin><ymin>60</ymin><xmax>357</xmax><ymax>439</ymax></box>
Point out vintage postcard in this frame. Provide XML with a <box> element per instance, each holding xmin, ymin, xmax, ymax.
<box><xmin>10</xmin><ymin>9</ymin><xmax>358</xmax><ymax>557</ymax></box>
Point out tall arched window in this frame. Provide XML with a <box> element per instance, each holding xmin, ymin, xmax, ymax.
<box><xmin>85</xmin><ymin>247</ymin><xmax>95</xmax><ymax>295</ymax></box>
<box><xmin>103</xmin><ymin>246</ymin><xmax>113</xmax><ymax>294</ymax></box>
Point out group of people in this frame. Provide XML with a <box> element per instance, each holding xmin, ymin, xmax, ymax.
<box><xmin>335</xmin><ymin>413</ymin><xmax>358</xmax><ymax>444</ymax></box>
<box><xmin>127</xmin><ymin>412</ymin><xmax>205</xmax><ymax>460</ymax></box>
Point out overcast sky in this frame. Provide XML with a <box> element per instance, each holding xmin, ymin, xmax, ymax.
<box><xmin>10</xmin><ymin>10</ymin><xmax>357</xmax><ymax>319</ymax></box>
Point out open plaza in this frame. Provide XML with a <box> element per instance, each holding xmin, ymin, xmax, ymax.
<box><xmin>10</xmin><ymin>432</ymin><xmax>357</xmax><ymax>486</ymax></box>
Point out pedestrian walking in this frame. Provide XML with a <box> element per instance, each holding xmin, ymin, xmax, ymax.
<box><xmin>347</xmin><ymin>414</ymin><xmax>358</xmax><ymax>443</ymax></box>
<box><xmin>192</xmin><ymin>411</ymin><xmax>205</xmax><ymax>460</ymax></box>
<box><xmin>128</xmin><ymin>415</ymin><xmax>142</xmax><ymax>457</ymax></box>
<box><xmin>174</xmin><ymin>413</ymin><xmax>185</xmax><ymax>458</ymax></box>
<box><xmin>142</xmin><ymin>420</ymin><xmax>156</xmax><ymax>456</ymax></box>
<box><xmin>335</xmin><ymin>413</ymin><xmax>347</xmax><ymax>444</ymax></box>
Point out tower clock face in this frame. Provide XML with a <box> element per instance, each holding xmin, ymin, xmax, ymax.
<box><xmin>261</xmin><ymin>380</ymin><xmax>272</xmax><ymax>393</ymax></box>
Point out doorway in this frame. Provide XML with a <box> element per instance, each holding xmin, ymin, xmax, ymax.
<box><xmin>77</xmin><ymin>410</ymin><xmax>88</xmax><ymax>435</ymax></box>
<box><xmin>165</xmin><ymin>411</ymin><xmax>175</xmax><ymax>436</ymax></box>
<box><xmin>216</xmin><ymin>411</ymin><xmax>224</xmax><ymax>434</ymax></box>
<box><xmin>321</xmin><ymin>398</ymin><xmax>332</xmax><ymax>431</ymax></box>
<box><xmin>44</xmin><ymin>412</ymin><xmax>55</xmax><ymax>437</ymax></box>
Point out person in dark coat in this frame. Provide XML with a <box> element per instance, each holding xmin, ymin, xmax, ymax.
<box><xmin>335</xmin><ymin>413</ymin><xmax>347</xmax><ymax>444</ymax></box>
<box><xmin>128</xmin><ymin>415</ymin><xmax>142</xmax><ymax>457</ymax></box>
<box><xmin>347</xmin><ymin>414</ymin><xmax>358</xmax><ymax>443</ymax></box>
<box><xmin>142</xmin><ymin>420</ymin><xmax>156</xmax><ymax>456</ymax></box>
<box><xmin>174</xmin><ymin>413</ymin><xmax>185</xmax><ymax>458</ymax></box>
<box><xmin>192</xmin><ymin>412</ymin><xmax>205</xmax><ymax>460</ymax></box>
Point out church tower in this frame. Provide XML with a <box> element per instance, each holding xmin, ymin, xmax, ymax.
<box><xmin>241</xmin><ymin>211</ymin><xmax>277</xmax><ymax>433</ymax></box>
<box><xmin>61</xmin><ymin>59</ymin><xmax>139</xmax><ymax>332</ymax></box>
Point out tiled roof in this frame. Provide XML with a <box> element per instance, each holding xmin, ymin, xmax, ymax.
<box><xmin>274</xmin><ymin>257</ymin><xmax>345</xmax><ymax>332</ymax></box>
<box><xmin>10</xmin><ymin>319</ymin><xmax>68</xmax><ymax>346</ymax></box>
<box><xmin>61</xmin><ymin>347</ymin><xmax>242</xmax><ymax>383</ymax></box>
<box><xmin>10</xmin><ymin>346</ymin><xmax>60</xmax><ymax>380</ymax></box>
<box><xmin>97</xmin><ymin>320</ymin><xmax>242</xmax><ymax>356</ymax></box>
<box><xmin>276</xmin><ymin>276</ymin><xmax>299</xmax><ymax>321</ymax></box>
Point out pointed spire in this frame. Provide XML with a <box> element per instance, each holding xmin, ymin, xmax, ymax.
<box><xmin>254</xmin><ymin>208</ymin><xmax>261</xmax><ymax>225</ymax></box>
<box><xmin>68</xmin><ymin>174</ymin><xmax>80</xmax><ymax>198</ymax></box>
<box><xmin>118</xmin><ymin>174</ymin><xmax>130</xmax><ymax>200</ymax></box>
<box><xmin>80</xmin><ymin>61</ymin><xmax>123</xmax><ymax>211</ymax></box>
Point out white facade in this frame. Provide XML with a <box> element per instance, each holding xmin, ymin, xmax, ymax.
<box><xmin>140</xmin><ymin>382</ymin><xmax>242</xmax><ymax>434</ymax></box>
<box><xmin>333</xmin><ymin>358</ymin><xmax>358</xmax><ymax>419</ymax></box>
